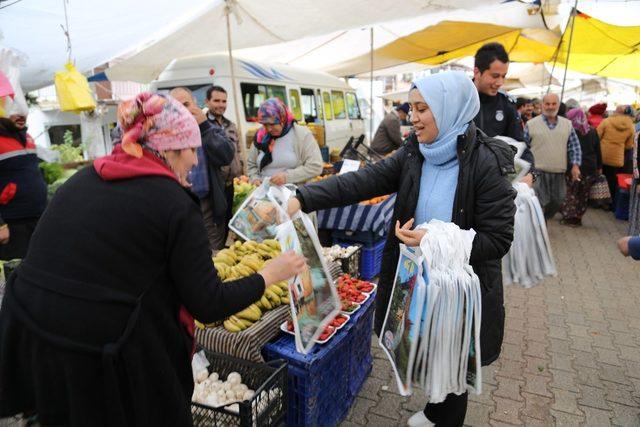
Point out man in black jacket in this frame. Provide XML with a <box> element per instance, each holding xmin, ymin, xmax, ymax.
<box><xmin>170</xmin><ymin>87</ymin><xmax>235</xmax><ymax>251</ymax></box>
<box><xmin>472</xmin><ymin>43</ymin><xmax>536</xmax><ymax>186</ymax></box>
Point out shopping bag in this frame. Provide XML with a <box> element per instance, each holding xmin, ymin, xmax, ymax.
<box><xmin>276</xmin><ymin>213</ymin><xmax>341</xmax><ymax>354</ymax></box>
<box><xmin>54</xmin><ymin>62</ymin><xmax>96</xmax><ymax>113</ymax></box>
<box><xmin>229</xmin><ymin>182</ymin><xmax>291</xmax><ymax>242</ymax></box>
<box><xmin>379</xmin><ymin>244</ymin><xmax>426</xmax><ymax>396</ymax></box>
<box><xmin>589</xmin><ymin>174</ymin><xmax>612</xmax><ymax>202</ymax></box>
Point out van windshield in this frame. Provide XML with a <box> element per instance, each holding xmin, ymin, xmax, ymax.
<box><xmin>346</xmin><ymin>92</ymin><xmax>361</xmax><ymax>119</ymax></box>
<box><xmin>241</xmin><ymin>83</ymin><xmax>287</xmax><ymax>122</ymax></box>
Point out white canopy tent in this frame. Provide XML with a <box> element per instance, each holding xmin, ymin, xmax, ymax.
<box><xmin>2</xmin><ymin>0</ymin><xmax>507</xmax><ymax>90</ymax></box>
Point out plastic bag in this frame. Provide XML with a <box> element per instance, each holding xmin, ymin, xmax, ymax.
<box><xmin>379</xmin><ymin>220</ymin><xmax>482</xmax><ymax>401</ymax></box>
<box><xmin>0</xmin><ymin>70</ymin><xmax>14</xmax><ymax>100</ymax></box>
<box><xmin>228</xmin><ymin>182</ymin><xmax>291</xmax><ymax>242</ymax></box>
<box><xmin>54</xmin><ymin>62</ymin><xmax>96</xmax><ymax>113</ymax></box>
<box><xmin>0</xmin><ymin>45</ymin><xmax>29</xmax><ymax>117</ymax></box>
<box><xmin>276</xmin><ymin>213</ymin><xmax>341</xmax><ymax>354</ymax></box>
<box><xmin>379</xmin><ymin>244</ymin><xmax>426</xmax><ymax>396</ymax></box>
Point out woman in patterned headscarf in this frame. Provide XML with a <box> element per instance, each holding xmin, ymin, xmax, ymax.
<box><xmin>247</xmin><ymin>97</ymin><xmax>323</xmax><ymax>186</ymax></box>
<box><xmin>560</xmin><ymin>108</ymin><xmax>603</xmax><ymax>226</ymax></box>
<box><xmin>0</xmin><ymin>92</ymin><xmax>305</xmax><ymax>426</ymax></box>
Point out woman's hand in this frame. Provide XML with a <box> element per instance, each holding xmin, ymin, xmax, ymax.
<box><xmin>270</xmin><ymin>172</ymin><xmax>287</xmax><ymax>186</ymax></box>
<box><xmin>520</xmin><ymin>173</ymin><xmax>534</xmax><ymax>188</ymax></box>
<box><xmin>395</xmin><ymin>219</ymin><xmax>426</xmax><ymax>247</ymax></box>
<box><xmin>259</xmin><ymin>250</ymin><xmax>307</xmax><ymax>286</ymax></box>
<box><xmin>571</xmin><ymin>164</ymin><xmax>581</xmax><ymax>182</ymax></box>
<box><xmin>287</xmin><ymin>197</ymin><xmax>301</xmax><ymax>218</ymax></box>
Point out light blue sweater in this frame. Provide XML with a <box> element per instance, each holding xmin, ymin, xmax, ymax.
<box><xmin>411</xmin><ymin>71</ymin><xmax>480</xmax><ymax>225</ymax></box>
<box><xmin>414</xmin><ymin>137</ymin><xmax>460</xmax><ymax>224</ymax></box>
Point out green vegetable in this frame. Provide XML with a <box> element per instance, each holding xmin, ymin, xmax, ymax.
<box><xmin>39</xmin><ymin>162</ymin><xmax>65</xmax><ymax>184</ymax></box>
<box><xmin>52</xmin><ymin>133</ymin><xmax>84</xmax><ymax>164</ymax></box>
<box><xmin>46</xmin><ymin>169</ymin><xmax>78</xmax><ymax>199</ymax></box>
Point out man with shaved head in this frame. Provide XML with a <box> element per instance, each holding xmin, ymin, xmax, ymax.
<box><xmin>170</xmin><ymin>87</ymin><xmax>235</xmax><ymax>250</ymax></box>
<box><xmin>524</xmin><ymin>93</ymin><xmax>582</xmax><ymax>220</ymax></box>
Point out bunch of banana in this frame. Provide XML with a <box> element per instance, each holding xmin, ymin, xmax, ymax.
<box><xmin>255</xmin><ymin>281</ymin><xmax>290</xmax><ymax>311</ymax></box>
<box><xmin>222</xmin><ymin>303</ymin><xmax>262</xmax><ymax>332</ymax></box>
<box><xmin>213</xmin><ymin>240</ymin><xmax>281</xmax><ymax>282</ymax></box>
<box><xmin>194</xmin><ymin>319</ymin><xmax>222</xmax><ymax>329</ymax></box>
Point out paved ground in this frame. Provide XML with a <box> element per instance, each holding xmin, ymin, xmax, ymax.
<box><xmin>341</xmin><ymin>208</ymin><xmax>640</xmax><ymax>426</ymax></box>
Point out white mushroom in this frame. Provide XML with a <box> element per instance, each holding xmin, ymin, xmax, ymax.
<box><xmin>243</xmin><ymin>390</ymin><xmax>255</xmax><ymax>401</ymax></box>
<box><xmin>205</xmin><ymin>395</ymin><xmax>218</xmax><ymax>407</ymax></box>
<box><xmin>227</xmin><ymin>372</ymin><xmax>241</xmax><ymax>383</ymax></box>
<box><xmin>195</xmin><ymin>369</ymin><xmax>209</xmax><ymax>383</ymax></box>
<box><xmin>208</xmin><ymin>372</ymin><xmax>219</xmax><ymax>382</ymax></box>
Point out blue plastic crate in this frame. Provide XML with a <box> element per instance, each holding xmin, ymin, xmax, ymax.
<box><xmin>320</xmin><ymin>146</ymin><xmax>330</xmax><ymax>163</ymax></box>
<box><xmin>615</xmin><ymin>188</ymin><xmax>630</xmax><ymax>220</ymax></box>
<box><xmin>360</xmin><ymin>239</ymin><xmax>386</xmax><ymax>280</ymax></box>
<box><xmin>263</xmin><ymin>297</ymin><xmax>375</xmax><ymax>427</ymax></box>
<box><xmin>347</xmin><ymin>297</ymin><xmax>375</xmax><ymax>397</ymax></box>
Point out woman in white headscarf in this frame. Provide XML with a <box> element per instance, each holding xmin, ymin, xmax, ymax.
<box><xmin>288</xmin><ymin>71</ymin><xmax>516</xmax><ymax>426</ymax></box>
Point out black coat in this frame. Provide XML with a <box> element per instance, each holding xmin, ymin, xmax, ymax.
<box><xmin>199</xmin><ymin>121</ymin><xmax>235</xmax><ymax>223</ymax></box>
<box><xmin>474</xmin><ymin>92</ymin><xmax>536</xmax><ymax>167</ymax></box>
<box><xmin>0</xmin><ymin>167</ymin><xmax>264</xmax><ymax>426</ymax></box>
<box><xmin>297</xmin><ymin>123</ymin><xmax>516</xmax><ymax>365</ymax></box>
<box><xmin>576</xmin><ymin>128</ymin><xmax>602</xmax><ymax>177</ymax></box>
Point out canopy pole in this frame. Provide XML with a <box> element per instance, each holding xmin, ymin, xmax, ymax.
<box><xmin>369</xmin><ymin>27</ymin><xmax>374</xmax><ymax>143</ymax></box>
<box><xmin>225</xmin><ymin>1</ymin><xmax>247</xmax><ymax>174</ymax></box>
<box><xmin>560</xmin><ymin>2</ymin><xmax>579</xmax><ymax>102</ymax></box>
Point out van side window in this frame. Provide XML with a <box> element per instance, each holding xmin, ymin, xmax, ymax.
<box><xmin>301</xmin><ymin>88</ymin><xmax>320</xmax><ymax>123</ymax></box>
<box><xmin>331</xmin><ymin>91</ymin><xmax>346</xmax><ymax>119</ymax></box>
<box><xmin>322</xmin><ymin>92</ymin><xmax>333</xmax><ymax>121</ymax></box>
<box><xmin>241</xmin><ymin>83</ymin><xmax>287</xmax><ymax>122</ymax></box>
<box><xmin>288</xmin><ymin>89</ymin><xmax>303</xmax><ymax>122</ymax></box>
<box><xmin>346</xmin><ymin>92</ymin><xmax>361</xmax><ymax>119</ymax></box>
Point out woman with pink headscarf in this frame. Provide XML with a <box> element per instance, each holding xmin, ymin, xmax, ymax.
<box><xmin>560</xmin><ymin>108</ymin><xmax>603</xmax><ymax>226</ymax></box>
<box><xmin>0</xmin><ymin>92</ymin><xmax>305</xmax><ymax>426</ymax></box>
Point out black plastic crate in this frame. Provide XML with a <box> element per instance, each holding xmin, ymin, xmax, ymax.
<box><xmin>191</xmin><ymin>348</ymin><xmax>287</xmax><ymax>427</ymax></box>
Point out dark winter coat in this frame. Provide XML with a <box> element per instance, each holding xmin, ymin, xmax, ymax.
<box><xmin>199</xmin><ymin>121</ymin><xmax>236</xmax><ymax>224</ymax></box>
<box><xmin>0</xmin><ymin>162</ymin><xmax>264</xmax><ymax>426</ymax></box>
<box><xmin>474</xmin><ymin>92</ymin><xmax>536</xmax><ymax>167</ymax></box>
<box><xmin>576</xmin><ymin>128</ymin><xmax>602</xmax><ymax>177</ymax></box>
<box><xmin>371</xmin><ymin>111</ymin><xmax>404</xmax><ymax>155</ymax></box>
<box><xmin>0</xmin><ymin>118</ymin><xmax>47</xmax><ymax>224</ymax></box>
<box><xmin>297</xmin><ymin>122</ymin><xmax>516</xmax><ymax>365</ymax></box>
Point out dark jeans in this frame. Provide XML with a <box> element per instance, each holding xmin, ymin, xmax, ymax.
<box><xmin>0</xmin><ymin>217</ymin><xmax>39</xmax><ymax>260</ymax></box>
<box><xmin>423</xmin><ymin>392</ymin><xmax>468</xmax><ymax>426</ymax></box>
<box><xmin>200</xmin><ymin>198</ymin><xmax>226</xmax><ymax>252</ymax></box>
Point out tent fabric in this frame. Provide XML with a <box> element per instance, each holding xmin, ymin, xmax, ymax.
<box><xmin>554</xmin><ymin>12</ymin><xmax>640</xmax><ymax>80</ymax></box>
<box><xmin>325</xmin><ymin>9</ymin><xmax>640</xmax><ymax>81</ymax></box>
<box><xmin>104</xmin><ymin>0</ymin><xmax>502</xmax><ymax>84</ymax></box>
<box><xmin>325</xmin><ymin>21</ymin><xmax>559</xmax><ymax>77</ymax></box>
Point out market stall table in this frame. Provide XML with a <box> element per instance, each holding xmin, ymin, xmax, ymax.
<box><xmin>196</xmin><ymin>304</ymin><xmax>290</xmax><ymax>363</ymax></box>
